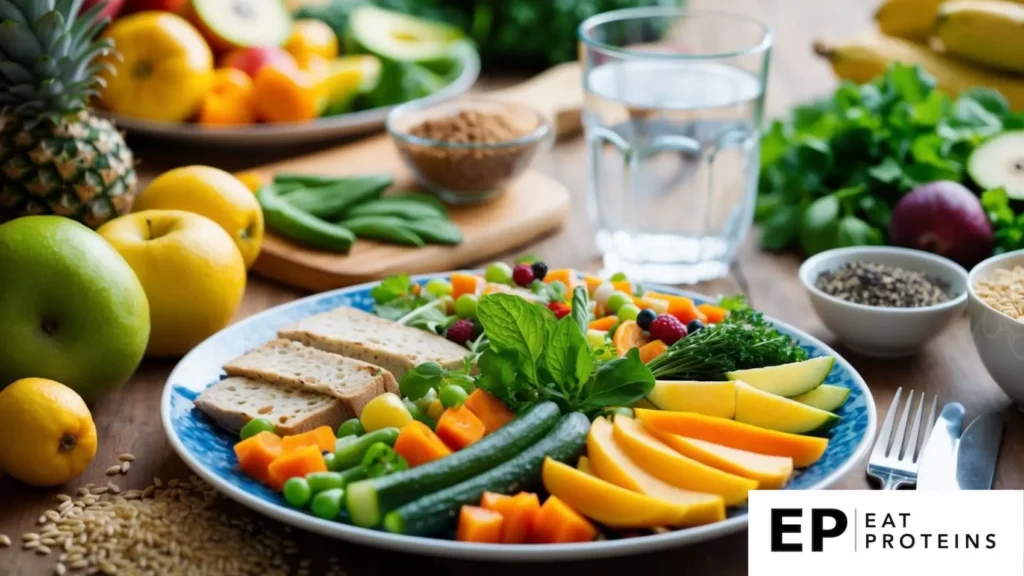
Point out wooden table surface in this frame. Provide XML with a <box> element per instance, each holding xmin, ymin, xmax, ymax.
<box><xmin>2</xmin><ymin>0</ymin><xmax>1021</xmax><ymax>574</ymax></box>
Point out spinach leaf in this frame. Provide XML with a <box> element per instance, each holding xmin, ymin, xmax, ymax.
<box><xmin>477</xmin><ymin>294</ymin><xmax>548</xmax><ymax>384</ymax></box>
<box><xmin>399</xmin><ymin>362</ymin><xmax>443</xmax><ymax>400</ymax></box>
<box><xmin>371</xmin><ymin>274</ymin><xmax>411</xmax><ymax>304</ymax></box>
<box><xmin>581</xmin><ymin>348</ymin><xmax>655</xmax><ymax>413</ymax></box>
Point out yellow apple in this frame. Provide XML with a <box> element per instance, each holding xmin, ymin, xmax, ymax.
<box><xmin>132</xmin><ymin>166</ymin><xmax>264</xmax><ymax>268</ymax></box>
<box><xmin>99</xmin><ymin>210</ymin><xmax>246</xmax><ymax>358</ymax></box>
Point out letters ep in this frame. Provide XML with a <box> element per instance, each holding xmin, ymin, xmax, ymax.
<box><xmin>770</xmin><ymin>508</ymin><xmax>848</xmax><ymax>552</ymax></box>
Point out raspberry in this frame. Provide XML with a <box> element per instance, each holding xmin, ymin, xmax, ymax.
<box><xmin>446</xmin><ymin>319</ymin><xmax>476</xmax><ymax>345</ymax></box>
<box><xmin>648</xmin><ymin>314</ymin><xmax>687</xmax><ymax>345</ymax></box>
<box><xmin>547</xmin><ymin>302</ymin><xmax>571</xmax><ymax>319</ymax></box>
<box><xmin>512</xmin><ymin>264</ymin><xmax>535</xmax><ymax>287</ymax></box>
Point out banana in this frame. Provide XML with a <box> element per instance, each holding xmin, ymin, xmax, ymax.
<box><xmin>936</xmin><ymin>0</ymin><xmax>1024</xmax><ymax>73</ymax></box>
<box><xmin>875</xmin><ymin>0</ymin><xmax>947</xmax><ymax>41</ymax></box>
<box><xmin>813</xmin><ymin>34</ymin><xmax>1024</xmax><ymax>109</ymax></box>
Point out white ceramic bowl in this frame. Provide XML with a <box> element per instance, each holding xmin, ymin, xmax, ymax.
<box><xmin>798</xmin><ymin>247</ymin><xmax>968</xmax><ymax>358</ymax></box>
<box><xmin>968</xmin><ymin>249</ymin><xmax>1024</xmax><ymax>406</ymax></box>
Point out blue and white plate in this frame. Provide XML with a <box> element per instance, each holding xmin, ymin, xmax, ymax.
<box><xmin>162</xmin><ymin>273</ymin><xmax>876</xmax><ymax>562</ymax></box>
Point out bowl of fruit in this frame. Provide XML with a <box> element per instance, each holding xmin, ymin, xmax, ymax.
<box><xmin>93</xmin><ymin>0</ymin><xmax>480</xmax><ymax>146</ymax></box>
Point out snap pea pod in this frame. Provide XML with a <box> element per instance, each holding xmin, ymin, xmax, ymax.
<box><xmin>344</xmin><ymin>197</ymin><xmax>447</xmax><ymax>221</ymax></box>
<box><xmin>257</xmin><ymin>185</ymin><xmax>355</xmax><ymax>253</ymax></box>
<box><xmin>273</xmin><ymin>173</ymin><xmax>391</xmax><ymax>188</ymax></box>
<box><xmin>400</xmin><ymin>218</ymin><xmax>463</xmax><ymax>245</ymax></box>
<box><xmin>388</xmin><ymin>192</ymin><xmax>449</xmax><ymax>215</ymax></box>
<box><xmin>333</xmin><ymin>427</ymin><xmax>400</xmax><ymax>470</ymax></box>
<box><xmin>338</xmin><ymin>216</ymin><xmax>425</xmax><ymax>247</ymax></box>
<box><xmin>283</xmin><ymin>176</ymin><xmax>393</xmax><ymax>220</ymax></box>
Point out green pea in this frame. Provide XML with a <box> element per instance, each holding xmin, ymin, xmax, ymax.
<box><xmin>403</xmin><ymin>398</ymin><xmax>434</xmax><ymax>426</ymax></box>
<box><xmin>282</xmin><ymin>477</ymin><xmax>312</xmax><ymax>508</ymax></box>
<box><xmin>425</xmin><ymin>278</ymin><xmax>452</xmax><ymax>297</ymax></box>
<box><xmin>484</xmin><ymin>262</ymin><xmax>514</xmax><ymax>285</ymax></box>
<box><xmin>606</xmin><ymin>291</ymin><xmax>632</xmax><ymax>313</ymax></box>
<box><xmin>439</xmin><ymin>384</ymin><xmax>469</xmax><ymax>409</ymax></box>
<box><xmin>617</xmin><ymin>304</ymin><xmax>641</xmax><ymax>322</ymax></box>
<box><xmin>239</xmin><ymin>418</ymin><xmax>275</xmax><ymax>441</ymax></box>
<box><xmin>454</xmin><ymin>294</ymin><xmax>479</xmax><ymax>319</ymax></box>
<box><xmin>310</xmin><ymin>488</ymin><xmax>344</xmax><ymax>520</ymax></box>
<box><xmin>337</xmin><ymin>418</ymin><xmax>365</xmax><ymax>438</ymax></box>
<box><xmin>306</xmin><ymin>471</ymin><xmax>344</xmax><ymax>495</ymax></box>
<box><xmin>322</xmin><ymin>452</ymin><xmax>339</xmax><ymax>471</ymax></box>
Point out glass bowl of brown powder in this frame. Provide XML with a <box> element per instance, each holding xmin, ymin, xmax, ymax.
<box><xmin>386</xmin><ymin>97</ymin><xmax>552</xmax><ymax>204</ymax></box>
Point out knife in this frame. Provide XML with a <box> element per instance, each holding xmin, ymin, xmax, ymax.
<box><xmin>956</xmin><ymin>412</ymin><xmax>1003</xmax><ymax>490</ymax></box>
<box><xmin>916</xmin><ymin>402</ymin><xmax>965</xmax><ymax>490</ymax></box>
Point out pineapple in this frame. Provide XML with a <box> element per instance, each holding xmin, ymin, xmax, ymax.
<box><xmin>0</xmin><ymin>0</ymin><xmax>137</xmax><ymax>229</ymax></box>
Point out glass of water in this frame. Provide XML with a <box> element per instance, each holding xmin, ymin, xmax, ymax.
<box><xmin>579</xmin><ymin>8</ymin><xmax>772</xmax><ymax>284</ymax></box>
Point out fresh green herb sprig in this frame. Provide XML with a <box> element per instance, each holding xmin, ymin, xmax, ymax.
<box><xmin>645</xmin><ymin>306</ymin><xmax>808</xmax><ymax>381</ymax></box>
<box><xmin>758</xmin><ymin>63</ymin><xmax>1024</xmax><ymax>256</ymax></box>
<box><xmin>982</xmin><ymin>188</ymin><xmax>1024</xmax><ymax>254</ymax></box>
<box><xmin>473</xmin><ymin>290</ymin><xmax>654</xmax><ymax>417</ymax></box>
<box><xmin>399</xmin><ymin>357</ymin><xmax>476</xmax><ymax>401</ymax></box>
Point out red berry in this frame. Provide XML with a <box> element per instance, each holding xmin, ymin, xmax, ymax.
<box><xmin>512</xmin><ymin>264</ymin><xmax>535</xmax><ymax>287</ymax></box>
<box><xmin>446</xmin><ymin>319</ymin><xmax>476</xmax><ymax>345</ymax></box>
<box><xmin>547</xmin><ymin>302</ymin><xmax>571</xmax><ymax>319</ymax></box>
<box><xmin>649</xmin><ymin>314</ymin><xmax>687</xmax><ymax>345</ymax></box>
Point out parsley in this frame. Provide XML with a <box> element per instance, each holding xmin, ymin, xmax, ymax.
<box><xmin>759</xmin><ymin>62</ymin><xmax>1024</xmax><ymax>256</ymax></box>
<box><xmin>474</xmin><ymin>294</ymin><xmax>654</xmax><ymax>416</ymax></box>
<box><xmin>982</xmin><ymin>188</ymin><xmax>1024</xmax><ymax>253</ymax></box>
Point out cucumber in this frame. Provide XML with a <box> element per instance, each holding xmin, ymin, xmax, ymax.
<box><xmin>283</xmin><ymin>176</ymin><xmax>392</xmax><ymax>220</ymax></box>
<box><xmin>257</xmin><ymin>185</ymin><xmax>355</xmax><ymax>253</ymax></box>
<box><xmin>344</xmin><ymin>401</ymin><xmax>561</xmax><ymax>528</ymax></box>
<box><xmin>382</xmin><ymin>412</ymin><xmax>590</xmax><ymax>536</ymax></box>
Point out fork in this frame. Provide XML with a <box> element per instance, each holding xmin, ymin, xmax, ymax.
<box><xmin>866</xmin><ymin>387</ymin><xmax>939</xmax><ymax>490</ymax></box>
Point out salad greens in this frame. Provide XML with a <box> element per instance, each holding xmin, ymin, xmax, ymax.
<box><xmin>758</xmin><ymin>63</ymin><xmax>1024</xmax><ymax>256</ymax></box>
<box><xmin>474</xmin><ymin>290</ymin><xmax>655</xmax><ymax>416</ymax></box>
<box><xmin>646</xmin><ymin>300</ymin><xmax>807</xmax><ymax>381</ymax></box>
<box><xmin>982</xmin><ymin>188</ymin><xmax>1024</xmax><ymax>254</ymax></box>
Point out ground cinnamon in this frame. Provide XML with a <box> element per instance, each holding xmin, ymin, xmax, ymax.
<box><xmin>396</xmin><ymin>108</ymin><xmax>545</xmax><ymax>203</ymax></box>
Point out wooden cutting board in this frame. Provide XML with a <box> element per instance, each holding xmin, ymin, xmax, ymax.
<box><xmin>249</xmin><ymin>63</ymin><xmax>583</xmax><ymax>293</ymax></box>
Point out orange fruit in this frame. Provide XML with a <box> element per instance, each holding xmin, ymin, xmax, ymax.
<box><xmin>613</xmin><ymin>320</ymin><xmax>651</xmax><ymax>356</ymax></box>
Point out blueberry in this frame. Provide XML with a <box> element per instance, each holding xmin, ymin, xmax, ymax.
<box><xmin>686</xmin><ymin>320</ymin><xmax>705</xmax><ymax>335</ymax></box>
<box><xmin>636</xmin><ymin>308</ymin><xmax>657</xmax><ymax>330</ymax></box>
<box><xmin>531</xmin><ymin>261</ymin><xmax>549</xmax><ymax>282</ymax></box>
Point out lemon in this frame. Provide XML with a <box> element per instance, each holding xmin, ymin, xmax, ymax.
<box><xmin>0</xmin><ymin>378</ymin><xmax>98</xmax><ymax>486</ymax></box>
<box><xmin>133</xmin><ymin>166</ymin><xmax>264</xmax><ymax>268</ymax></box>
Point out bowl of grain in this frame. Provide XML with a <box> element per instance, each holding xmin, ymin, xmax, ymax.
<box><xmin>386</xmin><ymin>97</ymin><xmax>552</xmax><ymax>204</ymax></box>
<box><xmin>798</xmin><ymin>246</ymin><xmax>969</xmax><ymax>358</ymax></box>
<box><xmin>968</xmin><ymin>249</ymin><xmax>1024</xmax><ymax>406</ymax></box>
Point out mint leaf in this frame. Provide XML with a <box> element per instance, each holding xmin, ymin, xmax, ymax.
<box><xmin>477</xmin><ymin>294</ymin><xmax>548</xmax><ymax>384</ymax></box>
<box><xmin>544</xmin><ymin>316</ymin><xmax>593</xmax><ymax>395</ymax></box>
<box><xmin>571</xmin><ymin>286</ymin><xmax>590</xmax><ymax>335</ymax></box>
<box><xmin>581</xmin><ymin>348</ymin><xmax>654</xmax><ymax>414</ymax></box>
<box><xmin>371</xmin><ymin>274</ymin><xmax>411</xmax><ymax>303</ymax></box>
<box><xmin>399</xmin><ymin>362</ymin><xmax>443</xmax><ymax>400</ymax></box>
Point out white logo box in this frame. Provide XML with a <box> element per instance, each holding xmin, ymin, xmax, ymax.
<box><xmin>748</xmin><ymin>490</ymin><xmax>1024</xmax><ymax>576</ymax></box>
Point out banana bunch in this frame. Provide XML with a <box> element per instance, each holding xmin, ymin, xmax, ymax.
<box><xmin>817</xmin><ymin>0</ymin><xmax>1024</xmax><ymax>108</ymax></box>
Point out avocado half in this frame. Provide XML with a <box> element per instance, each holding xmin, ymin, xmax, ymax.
<box><xmin>968</xmin><ymin>131</ymin><xmax>1024</xmax><ymax>200</ymax></box>
<box><xmin>345</xmin><ymin>5</ymin><xmax>465</xmax><ymax>65</ymax></box>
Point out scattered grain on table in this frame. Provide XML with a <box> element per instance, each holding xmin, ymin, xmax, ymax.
<box><xmin>815</xmin><ymin>261</ymin><xmax>950</xmax><ymax>308</ymax></box>
<box><xmin>6</xmin><ymin>475</ymin><xmax>349</xmax><ymax>575</ymax></box>
<box><xmin>974</xmin><ymin>265</ymin><xmax>1024</xmax><ymax>320</ymax></box>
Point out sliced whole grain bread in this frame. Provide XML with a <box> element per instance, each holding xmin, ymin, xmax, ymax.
<box><xmin>222</xmin><ymin>339</ymin><xmax>398</xmax><ymax>418</ymax></box>
<box><xmin>277</xmin><ymin>306</ymin><xmax>469</xmax><ymax>379</ymax></box>
<box><xmin>194</xmin><ymin>377</ymin><xmax>346</xmax><ymax>436</ymax></box>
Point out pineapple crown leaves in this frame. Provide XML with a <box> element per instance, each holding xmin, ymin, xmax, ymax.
<box><xmin>0</xmin><ymin>0</ymin><xmax>114</xmax><ymax>127</ymax></box>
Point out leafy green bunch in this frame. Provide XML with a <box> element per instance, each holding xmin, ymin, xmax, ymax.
<box><xmin>371</xmin><ymin>274</ymin><xmax>453</xmax><ymax>333</ymax></box>
<box><xmin>758</xmin><ymin>63</ymin><xmax>1024</xmax><ymax>256</ymax></box>
<box><xmin>982</xmin><ymin>188</ymin><xmax>1024</xmax><ymax>254</ymax></box>
<box><xmin>473</xmin><ymin>290</ymin><xmax>654</xmax><ymax>417</ymax></box>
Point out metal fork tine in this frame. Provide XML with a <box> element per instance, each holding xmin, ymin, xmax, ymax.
<box><xmin>871</xmin><ymin>387</ymin><xmax>903</xmax><ymax>460</ymax></box>
<box><xmin>916</xmin><ymin>395</ymin><xmax>939</xmax><ymax>463</ymax></box>
<box><xmin>890</xmin><ymin>389</ymin><xmax>914</xmax><ymax>459</ymax></box>
<box><xmin>902</xmin><ymin>393</ymin><xmax>926</xmax><ymax>462</ymax></box>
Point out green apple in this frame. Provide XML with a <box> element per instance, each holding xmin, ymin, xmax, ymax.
<box><xmin>0</xmin><ymin>216</ymin><xmax>150</xmax><ymax>403</ymax></box>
